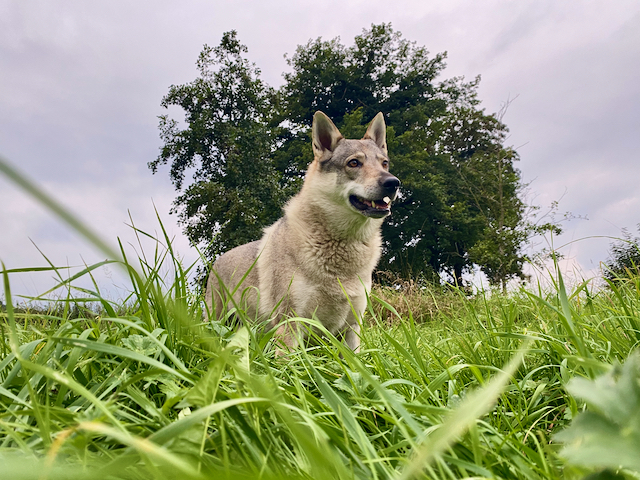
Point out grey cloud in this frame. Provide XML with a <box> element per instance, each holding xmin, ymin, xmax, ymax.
<box><xmin>1</xmin><ymin>0</ymin><xmax>639</xmax><ymax>298</ymax></box>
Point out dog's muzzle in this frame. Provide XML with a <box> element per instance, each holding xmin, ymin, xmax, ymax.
<box><xmin>349</xmin><ymin>174</ymin><xmax>400</xmax><ymax>218</ymax></box>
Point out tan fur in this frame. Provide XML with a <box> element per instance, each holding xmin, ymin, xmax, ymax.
<box><xmin>205</xmin><ymin>111</ymin><xmax>399</xmax><ymax>354</ymax></box>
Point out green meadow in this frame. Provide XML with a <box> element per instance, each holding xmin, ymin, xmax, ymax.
<box><xmin>1</xmin><ymin>158</ymin><xmax>640</xmax><ymax>479</ymax></box>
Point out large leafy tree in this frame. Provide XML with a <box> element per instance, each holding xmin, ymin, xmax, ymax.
<box><xmin>278</xmin><ymin>24</ymin><xmax>533</xmax><ymax>286</ymax></box>
<box><xmin>152</xmin><ymin>25</ymin><xmax>546</xmax><ymax>287</ymax></box>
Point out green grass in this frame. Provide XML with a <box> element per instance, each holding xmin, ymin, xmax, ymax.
<box><xmin>2</xmin><ymin>155</ymin><xmax>640</xmax><ymax>479</ymax></box>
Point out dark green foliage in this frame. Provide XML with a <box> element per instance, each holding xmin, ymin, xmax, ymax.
<box><xmin>152</xmin><ymin>25</ymin><xmax>556</xmax><ymax>286</ymax></box>
<box><xmin>280</xmin><ymin>24</ymin><xmax>446</xmax><ymax>128</ymax></box>
<box><xmin>604</xmin><ymin>226</ymin><xmax>640</xmax><ymax>281</ymax></box>
<box><xmin>280</xmin><ymin>25</ymin><xmax>544</xmax><ymax>287</ymax></box>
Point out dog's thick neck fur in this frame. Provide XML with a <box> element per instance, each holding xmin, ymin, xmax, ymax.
<box><xmin>280</xmin><ymin>161</ymin><xmax>384</xmax><ymax>278</ymax></box>
<box><xmin>288</xmin><ymin>166</ymin><xmax>384</xmax><ymax>242</ymax></box>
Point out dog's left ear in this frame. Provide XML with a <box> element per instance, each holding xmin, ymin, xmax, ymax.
<box><xmin>363</xmin><ymin>112</ymin><xmax>388</xmax><ymax>155</ymax></box>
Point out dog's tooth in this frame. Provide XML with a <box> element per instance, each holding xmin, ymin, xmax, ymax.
<box><xmin>383</xmin><ymin>196</ymin><xmax>390</xmax><ymax>204</ymax></box>
<box><xmin>371</xmin><ymin>200</ymin><xmax>376</xmax><ymax>208</ymax></box>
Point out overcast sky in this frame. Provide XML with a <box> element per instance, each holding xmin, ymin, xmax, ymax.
<box><xmin>1</xmin><ymin>0</ymin><xmax>639</xmax><ymax>300</ymax></box>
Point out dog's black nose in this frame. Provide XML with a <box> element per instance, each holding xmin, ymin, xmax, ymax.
<box><xmin>381</xmin><ymin>176</ymin><xmax>400</xmax><ymax>190</ymax></box>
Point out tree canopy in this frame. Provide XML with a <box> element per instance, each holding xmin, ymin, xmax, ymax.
<box><xmin>151</xmin><ymin>25</ymin><xmax>554</xmax><ymax>288</ymax></box>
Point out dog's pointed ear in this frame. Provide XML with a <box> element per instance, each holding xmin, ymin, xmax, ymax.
<box><xmin>312</xmin><ymin>111</ymin><xmax>343</xmax><ymax>159</ymax></box>
<box><xmin>363</xmin><ymin>112</ymin><xmax>387</xmax><ymax>155</ymax></box>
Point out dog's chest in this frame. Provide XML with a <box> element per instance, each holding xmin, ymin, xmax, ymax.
<box><xmin>312</xmin><ymin>238</ymin><xmax>371</xmax><ymax>274</ymax></box>
<box><xmin>297</xmin><ymin>222</ymin><xmax>380</xmax><ymax>278</ymax></box>
<box><xmin>290</xmin><ymin>275</ymin><xmax>367</xmax><ymax>332</ymax></box>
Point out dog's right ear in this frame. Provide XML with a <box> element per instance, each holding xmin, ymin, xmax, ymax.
<box><xmin>363</xmin><ymin>112</ymin><xmax>387</xmax><ymax>155</ymax></box>
<box><xmin>312</xmin><ymin>111</ymin><xmax>343</xmax><ymax>160</ymax></box>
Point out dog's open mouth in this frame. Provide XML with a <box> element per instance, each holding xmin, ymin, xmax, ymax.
<box><xmin>349</xmin><ymin>195</ymin><xmax>392</xmax><ymax>218</ymax></box>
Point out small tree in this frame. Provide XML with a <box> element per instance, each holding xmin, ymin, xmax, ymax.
<box><xmin>604</xmin><ymin>226</ymin><xmax>640</xmax><ymax>281</ymax></box>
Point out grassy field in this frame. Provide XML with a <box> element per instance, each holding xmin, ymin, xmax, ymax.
<box><xmin>1</xmin><ymin>158</ymin><xmax>640</xmax><ymax>479</ymax></box>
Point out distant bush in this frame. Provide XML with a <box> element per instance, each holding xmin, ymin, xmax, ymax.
<box><xmin>370</xmin><ymin>271</ymin><xmax>467</xmax><ymax>324</ymax></box>
<box><xmin>604</xmin><ymin>226</ymin><xmax>640</xmax><ymax>281</ymax></box>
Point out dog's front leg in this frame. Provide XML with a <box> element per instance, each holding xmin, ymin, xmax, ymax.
<box><xmin>344</xmin><ymin>322</ymin><xmax>361</xmax><ymax>353</ymax></box>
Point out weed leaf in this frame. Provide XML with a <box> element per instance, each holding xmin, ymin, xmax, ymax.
<box><xmin>556</xmin><ymin>353</ymin><xmax>640</xmax><ymax>472</ymax></box>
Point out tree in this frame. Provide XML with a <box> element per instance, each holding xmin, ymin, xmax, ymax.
<box><xmin>148</xmin><ymin>31</ymin><xmax>283</xmax><ymax>259</ymax></box>
<box><xmin>604</xmin><ymin>226</ymin><xmax>640</xmax><ymax>281</ymax></box>
<box><xmin>457</xmin><ymin>102</ymin><xmax>563</xmax><ymax>291</ymax></box>
<box><xmin>152</xmin><ymin>25</ymin><xmax>552</xmax><ymax>287</ymax></box>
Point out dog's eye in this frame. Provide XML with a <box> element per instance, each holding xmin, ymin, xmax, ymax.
<box><xmin>382</xmin><ymin>160</ymin><xmax>389</xmax><ymax>169</ymax></box>
<box><xmin>347</xmin><ymin>159</ymin><xmax>361</xmax><ymax>168</ymax></box>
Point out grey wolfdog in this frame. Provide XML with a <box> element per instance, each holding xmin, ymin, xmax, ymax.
<box><xmin>205</xmin><ymin>111</ymin><xmax>400</xmax><ymax>354</ymax></box>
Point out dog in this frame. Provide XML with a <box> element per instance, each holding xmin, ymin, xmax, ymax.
<box><xmin>205</xmin><ymin>111</ymin><xmax>400</xmax><ymax>353</ymax></box>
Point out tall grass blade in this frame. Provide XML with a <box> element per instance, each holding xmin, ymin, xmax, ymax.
<box><xmin>399</xmin><ymin>343</ymin><xmax>529</xmax><ymax>480</ymax></box>
<box><xmin>0</xmin><ymin>155</ymin><xmax>122</xmax><ymax>262</ymax></box>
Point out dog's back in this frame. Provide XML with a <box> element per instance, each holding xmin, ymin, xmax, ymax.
<box><xmin>206</xmin><ymin>240</ymin><xmax>261</xmax><ymax>321</ymax></box>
